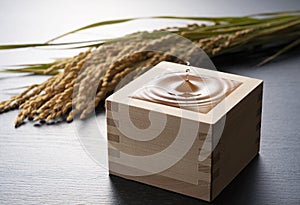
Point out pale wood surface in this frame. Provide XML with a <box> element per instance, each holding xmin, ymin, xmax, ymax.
<box><xmin>1</xmin><ymin>1</ymin><xmax>300</xmax><ymax>204</ymax></box>
<box><xmin>106</xmin><ymin>62</ymin><xmax>263</xmax><ymax>202</ymax></box>
<box><xmin>1</xmin><ymin>49</ymin><xmax>299</xmax><ymax>205</ymax></box>
<box><xmin>211</xmin><ymin>82</ymin><xmax>262</xmax><ymax>200</ymax></box>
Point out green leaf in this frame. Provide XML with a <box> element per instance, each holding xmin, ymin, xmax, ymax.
<box><xmin>248</xmin><ymin>10</ymin><xmax>300</xmax><ymax>17</ymax></box>
<box><xmin>1</xmin><ymin>63</ymin><xmax>59</xmax><ymax>75</ymax></box>
<box><xmin>46</xmin><ymin>18</ymin><xmax>138</xmax><ymax>43</ymax></box>
<box><xmin>2</xmin><ymin>68</ymin><xmax>59</xmax><ymax>75</ymax></box>
<box><xmin>0</xmin><ymin>10</ymin><xmax>299</xmax><ymax>75</ymax></box>
<box><xmin>0</xmin><ymin>39</ymin><xmax>104</xmax><ymax>50</ymax></box>
<box><xmin>257</xmin><ymin>38</ymin><xmax>300</xmax><ymax>67</ymax></box>
<box><xmin>45</xmin><ymin>16</ymin><xmax>255</xmax><ymax>43</ymax></box>
<box><xmin>45</xmin><ymin>11</ymin><xmax>299</xmax><ymax>43</ymax></box>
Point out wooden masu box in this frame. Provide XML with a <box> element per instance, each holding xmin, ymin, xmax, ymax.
<box><xmin>105</xmin><ymin>61</ymin><xmax>263</xmax><ymax>202</ymax></box>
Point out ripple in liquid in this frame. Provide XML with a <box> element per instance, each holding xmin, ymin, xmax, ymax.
<box><xmin>131</xmin><ymin>69</ymin><xmax>242</xmax><ymax>113</ymax></box>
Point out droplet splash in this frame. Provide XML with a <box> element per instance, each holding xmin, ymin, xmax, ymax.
<box><xmin>131</xmin><ymin>71</ymin><xmax>242</xmax><ymax>113</ymax></box>
<box><xmin>185</xmin><ymin>69</ymin><xmax>190</xmax><ymax>82</ymax></box>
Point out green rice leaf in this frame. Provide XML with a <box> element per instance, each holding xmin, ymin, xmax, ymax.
<box><xmin>45</xmin><ymin>11</ymin><xmax>299</xmax><ymax>43</ymax></box>
<box><xmin>45</xmin><ymin>16</ymin><xmax>254</xmax><ymax>43</ymax></box>
<box><xmin>1</xmin><ymin>63</ymin><xmax>59</xmax><ymax>75</ymax></box>
<box><xmin>257</xmin><ymin>38</ymin><xmax>300</xmax><ymax>67</ymax></box>
<box><xmin>46</xmin><ymin>18</ymin><xmax>138</xmax><ymax>43</ymax></box>
<box><xmin>0</xmin><ymin>39</ymin><xmax>103</xmax><ymax>50</ymax></box>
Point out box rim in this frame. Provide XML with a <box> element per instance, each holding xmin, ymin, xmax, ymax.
<box><xmin>106</xmin><ymin>61</ymin><xmax>263</xmax><ymax>124</ymax></box>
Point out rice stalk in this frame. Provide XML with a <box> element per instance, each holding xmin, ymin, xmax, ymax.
<box><xmin>0</xmin><ymin>11</ymin><xmax>299</xmax><ymax>127</ymax></box>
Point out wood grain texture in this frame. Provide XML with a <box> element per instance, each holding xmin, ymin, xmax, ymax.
<box><xmin>106</xmin><ymin>62</ymin><xmax>263</xmax><ymax>202</ymax></box>
<box><xmin>1</xmin><ymin>1</ymin><xmax>300</xmax><ymax>204</ymax></box>
<box><xmin>1</xmin><ymin>51</ymin><xmax>299</xmax><ymax>204</ymax></box>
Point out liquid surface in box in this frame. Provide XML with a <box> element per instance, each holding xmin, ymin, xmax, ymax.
<box><xmin>131</xmin><ymin>69</ymin><xmax>242</xmax><ymax>113</ymax></box>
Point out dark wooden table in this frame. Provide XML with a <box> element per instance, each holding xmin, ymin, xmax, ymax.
<box><xmin>1</xmin><ymin>1</ymin><xmax>300</xmax><ymax>204</ymax></box>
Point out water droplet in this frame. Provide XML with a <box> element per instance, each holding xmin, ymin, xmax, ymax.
<box><xmin>185</xmin><ymin>69</ymin><xmax>190</xmax><ymax>82</ymax></box>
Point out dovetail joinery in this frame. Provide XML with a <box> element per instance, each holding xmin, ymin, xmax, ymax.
<box><xmin>198</xmin><ymin>164</ymin><xmax>210</xmax><ymax>173</ymax></box>
<box><xmin>212</xmin><ymin>151</ymin><xmax>221</xmax><ymax>181</ymax></box>
<box><xmin>106</xmin><ymin>101</ymin><xmax>119</xmax><ymax>112</ymax></box>
<box><xmin>108</xmin><ymin>133</ymin><xmax>120</xmax><ymax>143</ymax></box>
<box><xmin>107</xmin><ymin>118</ymin><xmax>119</xmax><ymax>128</ymax></box>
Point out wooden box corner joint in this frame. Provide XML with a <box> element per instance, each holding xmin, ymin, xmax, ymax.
<box><xmin>105</xmin><ymin>61</ymin><xmax>263</xmax><ymax>202</ymax></box>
